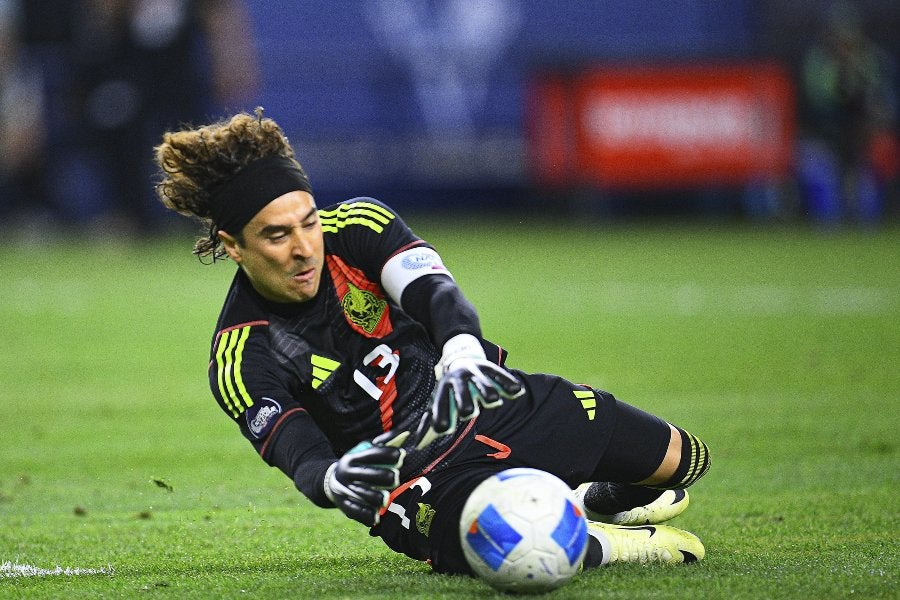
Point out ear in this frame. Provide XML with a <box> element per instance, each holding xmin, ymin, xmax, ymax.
<box><xmin>218</xmin><ymin>230</ymin><xmax>242</xmax><ymax>264</ymax></box>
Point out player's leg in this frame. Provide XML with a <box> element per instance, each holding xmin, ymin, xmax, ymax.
<box><xmin>470</xmin><ymin>374</ymin><xmax>709</xmax><ymax>568</ymax></box>
<box><xmin>566</xmin><ymin>395</ymin><xmax>709</xmax><ymax>567</ymax></box>
<box><xmin>575</xmin><ymin>400</ymin><xmax>710</xmax><ymax>526</ymax></box>
<box><xmin>471</xmin><ymin>373</ymin><xmax>709</xmax><ymax>526</ymax></box>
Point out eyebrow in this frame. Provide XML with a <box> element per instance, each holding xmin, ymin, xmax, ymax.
<box><xmin>257</xmin><ymin>207</ymin><xmax>318</xmax><ymax>237</ymax></box>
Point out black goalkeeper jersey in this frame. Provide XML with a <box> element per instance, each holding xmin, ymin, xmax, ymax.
<box><xmin>207</xmin><ymin>198</ymin><xmax>506</xmax><ymax>506</ymax></box>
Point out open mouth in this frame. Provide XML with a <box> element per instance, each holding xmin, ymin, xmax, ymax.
<box><xmin>293</xmin><ymin>268</ymin><xmax>315</xmax><ymax>283</ymax></box>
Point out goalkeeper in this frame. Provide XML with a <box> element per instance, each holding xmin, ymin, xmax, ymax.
<box><xmin>154</xmin><ymin>110</ymin><xmax>711</xmax><ymax>574</ymax></box>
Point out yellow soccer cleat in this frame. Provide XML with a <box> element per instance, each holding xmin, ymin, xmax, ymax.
<box><xmin>587</xmin><ymin>521</ymin><xmax>705</xmax><ymax>565</ymax></box>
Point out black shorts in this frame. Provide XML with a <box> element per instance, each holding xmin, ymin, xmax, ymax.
<box><xmin>370</xmin><ymin>371</ymin><xmax>672</xmax><ymax>574</ymax></box>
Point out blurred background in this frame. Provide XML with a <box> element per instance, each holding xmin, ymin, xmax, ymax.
<box><xmin>1</xmin><ymin>0</ymin><xmax>897</xmax><ymax>237</ymax></box>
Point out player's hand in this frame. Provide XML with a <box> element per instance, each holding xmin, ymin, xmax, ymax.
<box><xmin>324</xmin><ymin>430</ymin><xmax>409</xmax><ymax>527</ymax></box>
<box><xmin>414</xmin><ymin>334</ymin><xmax>524</xmax><ymax>450</ymax></box>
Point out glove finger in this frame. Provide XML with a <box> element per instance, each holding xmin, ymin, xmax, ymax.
<box><xmin>413</xmin><ymin>412</ymin><xmax>445</xmax><ymax>450</ymax></box>
<box><xmin>468</xmin><ymin>371</ymin><xmax>501</xmax><ymax>407</ymax></box>
<box><xmin>343</xmin><ymin>466</ymin><xmax>400</xmax><ymax>490</ymax></box>
<box><xmin>341</xmin><ymin>493</ymin><xmax>385</xmax><ymax>527</ymax></box>
<box><xmin>412</xmin><ymin>412</ymin><xmax>431</xmax><ymax>442</ymax></box>
<box><xmin>482</xmin><ymin>364</ymin><xmax>525</xmax><ymax>398</ymax></box>
<box><xmin>452</xmin><ymin>373</ymin><xmax>478</xmax><ymax>421</ymax></box>
<box><xmin>347</xmin><ymin>483</ymin><xmax>389</xmax><ymax>508</ymax></box>
<box><xmin>460</xmin><ymin>385</ymin><xmax>483</xmax><ymax>421</ymax></box>
<box><xmin>343</xmin><ymin>445</ymin><xmax>403</xmax><ymax>469</ymax></box>
<box><xmin>348</xmin><ymin>504</ymin><xmax>380</xmax><ymax>527</ymax></box>
<box><xmin>477</xmin><ymin>391</ymin><xmax>503</xmax><ymax>409</ymax></box>
<box><xmin>338</xmin><ymin>447</ymin><xmax>402</xmax><ymax>488</ymax></box>
<box><xmin>430</xmin><ymin>378</ymin><xmax>458</xmax><ymax>435</ymax></box>
<box><xmin>364</xmin><ymin>435</ymin><xmax>407</xmax><ymax>472</ymax></box>
<box><xmin>373</xmin><ymin>430</ymin><xmax>411</xmax><ymax>448</ymax></box>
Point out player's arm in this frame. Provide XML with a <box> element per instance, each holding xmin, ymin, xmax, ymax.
<box><xmin>261</xmin><ymin>408</ymin><xmax>407</xmax><ymax>527</ymax></box>
<box><xmin>380</xmin><ymin>237</ymin><xmax>524</xmax><ymax>450</ymax></box>
<box><xmin>209</xmin><ymin>322</ymin><xmax>403</xmax><ymax>526</ymax></box>
<box><xmin>210</xmin><ymin>322</ymin><xmax>333</xmax><ymax>504</ymax></box>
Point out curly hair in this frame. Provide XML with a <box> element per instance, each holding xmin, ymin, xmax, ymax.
<box><xmin>154</xmin><ymin>108</ymin><xmax>295</xmax><ymax>261</ymax></box>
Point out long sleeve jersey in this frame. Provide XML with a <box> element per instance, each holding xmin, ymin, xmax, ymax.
<box><xmin>207</xmin><ymin>198</ymin><xmax>507</xmax><ymax>507</ymax></box>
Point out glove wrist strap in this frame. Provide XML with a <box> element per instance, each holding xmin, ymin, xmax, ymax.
<box><xmin>323</xmin><ymin>461</ymin><xmax>338</xmax><ymax>504</ymax></box>
<box><xmin>436</xmin><ymin>333</ymin><xmax>485</xmax><ymax>378</ymax></box>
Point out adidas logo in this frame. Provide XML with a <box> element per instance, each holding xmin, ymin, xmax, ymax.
<box><xmin>311</xmin><ymin>354</ymin><xmax>340</xmax><ymax>389</ymax></box>
<box><xmin>574</xmin><ymin>389</ymin><xmax>596</xmax><ymax>420</ymax></box>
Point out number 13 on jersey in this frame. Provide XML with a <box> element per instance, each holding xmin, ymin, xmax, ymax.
<box><xmin>354</xmin><ymin>344</ymin><xmax>400</xmax><ymax>430</ymax></box>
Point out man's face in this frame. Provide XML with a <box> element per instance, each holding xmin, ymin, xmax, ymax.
<box><xmin>220</xmin><ymin>191</ymin><xmax>324</xmax><ymax>303</ymax></box>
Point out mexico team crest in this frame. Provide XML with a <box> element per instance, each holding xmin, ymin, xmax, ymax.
<box><xmin>341</xmin><ymin>282</ymin><xmax>386</xmax><ymax>334</ymax></box>
<box><xmin>326</xmin><ymin>255</ymin><xmax>393</xmax><ymax>338</ymax></box>
<box><xmin>416</xmin><ymin>502</ymin><xmax>436</xmax><ymax>536</ymax></box>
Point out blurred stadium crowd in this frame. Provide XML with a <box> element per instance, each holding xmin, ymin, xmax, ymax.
<box><xmin>0</xmin><ymin>0</ymin><xmax>258</xmax><ymax>237</ymax></box>
<box><xmin>0</xmin><ymin>0</ymin><xmax>897</xmax><ymax>239</ymax></box>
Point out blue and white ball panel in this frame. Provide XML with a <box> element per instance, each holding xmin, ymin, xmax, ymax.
<box><xmin>552</xmin><ymin>499</ymin><xmax>589</xmax><ymax>566</ymax></box>
<box><xmin>495</xmin><ymin>469</ymin><xmax>532</xmax><ymax>482</ymax></box>
<box><xmin>465</xmin><ymin>503</ymin><xmax>524</xmax><ymax>571</ymax></box>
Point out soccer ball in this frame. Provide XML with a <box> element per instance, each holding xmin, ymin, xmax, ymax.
<box><xmin>459</xmin><ymin>468</ymin><xmax>588</xmax><ymax>594</ymax></box>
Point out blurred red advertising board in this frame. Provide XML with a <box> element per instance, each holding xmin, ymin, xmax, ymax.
<box><xmin>528</xmin><ymin>63</ymin><xmax>794</xmax><ymax>189</ymax></box>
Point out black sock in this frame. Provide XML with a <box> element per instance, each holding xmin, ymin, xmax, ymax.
<box><xmin>647</xmin><ymin>427</ymin><xmax>710</xmax><ymax>490</ymax></box>
<box><xmin>582</xmin><ymin>534</ymin><xmax>607</xmax><ymax>569</ymax></box>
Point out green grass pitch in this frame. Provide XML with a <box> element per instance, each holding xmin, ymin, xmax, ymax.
<box><xmin>1</xmin><ymin>217</ymin><xmax>897</xmax><ymax>598</ymax></box>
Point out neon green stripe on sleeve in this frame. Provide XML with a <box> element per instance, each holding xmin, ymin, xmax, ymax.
<box><xmin>215</xmin><ymin>330</ymin><xmax>240</xmax><ymax>418</ymax></box>
<box><xmin>232</xmin><ymin>326</ymin><xmax>254</xmax><ymax>410</ymax></box>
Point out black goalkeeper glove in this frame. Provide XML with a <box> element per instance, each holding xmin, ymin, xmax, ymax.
<box><xmin>414</xmin><ymin>334</ymin><xmax>524</xmax><ymax>450</ymax></box>
<box><xmin>324</xmin><ymin>430</ymin><xmax>409</xmax><ymax>527</ymax></box>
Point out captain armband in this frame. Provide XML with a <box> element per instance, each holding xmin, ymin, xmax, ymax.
<box><xmin>381</xmin><ymin>247</ymin><xmax>453</xmax><ymax>304</ymax></box>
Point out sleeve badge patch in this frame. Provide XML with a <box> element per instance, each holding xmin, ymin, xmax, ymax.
<box><xmin>246</xmin><ymin>397</ymin><xmax>283</xmax><ymax>439</ymax></box>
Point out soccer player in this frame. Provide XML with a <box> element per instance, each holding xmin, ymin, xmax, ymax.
<box><xmin>154</xmin><ymin>110</ymin><xmax>711</xmax><ymax>575</ymax></box>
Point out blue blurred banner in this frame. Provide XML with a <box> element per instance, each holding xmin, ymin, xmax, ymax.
<box><xmin>244</xmin><ymin>0</ymin><xmax>756</xmax><ymax>197</ymax></box>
